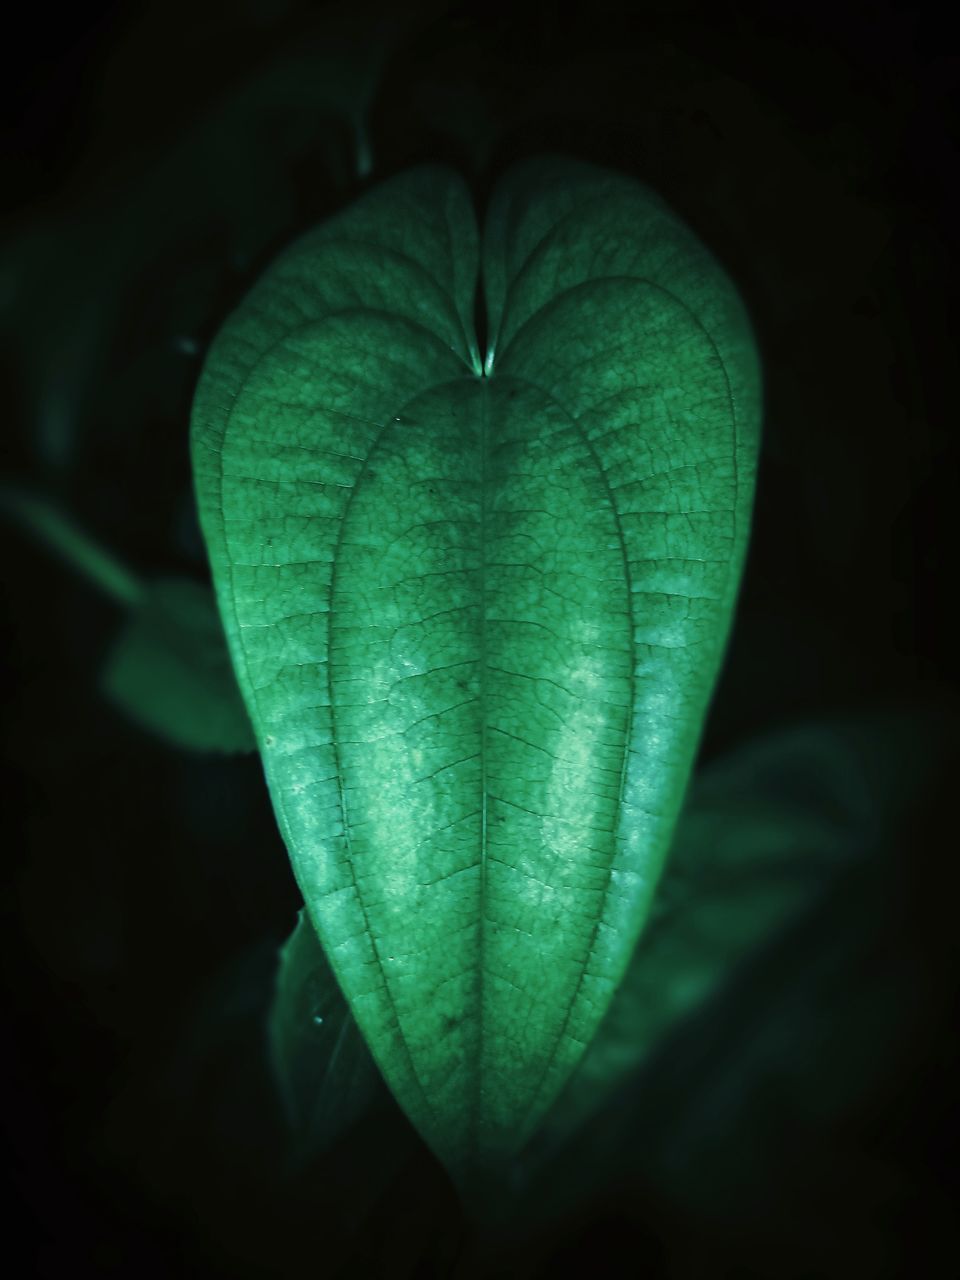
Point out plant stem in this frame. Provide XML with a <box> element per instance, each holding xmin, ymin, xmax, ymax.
<box><xmin>1</xmin><ymin>486</ymin><xmax>145</xmax><ymax>607</ymax></box>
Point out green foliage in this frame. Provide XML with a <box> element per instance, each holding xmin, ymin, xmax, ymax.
<box><xmin>102</xmin><ymin>578</ymin><xmax>255</xmax><ymax>753</ymax></box>
<box><xmin>0</xmin><ymin>487</ymin><xmax>253</xmax><ymax>753</ymax></box>
<box><xmin>191</xmin><ymin>158</ymin><xmax>762</xmax><ymax>1175</ymax></box>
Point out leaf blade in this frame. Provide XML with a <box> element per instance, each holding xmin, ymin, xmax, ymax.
<box><xmin>192</xmin><ymin>157</ymin><xmax>762</xmax><ymax>1176</ymax></box>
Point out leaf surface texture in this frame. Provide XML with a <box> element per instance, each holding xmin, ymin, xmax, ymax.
<box><xmin>192</xmin><ymin>158</ymin><xmax>762</xmax><ymax>1171</ymax></box>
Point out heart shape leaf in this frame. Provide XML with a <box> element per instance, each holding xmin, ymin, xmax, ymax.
<box><xmin>191</xmin><ymin>157</ymin><xmax>762</xmax><ymax>1175</ymax></box>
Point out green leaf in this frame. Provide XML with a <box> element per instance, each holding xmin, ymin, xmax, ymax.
<box><xmin>0</xmin><ymin>487</ymin><xmax>253</xmax><ymax>754</ymax></box>
<box><xmin>191</xmin><ymin>157</ymin><xmax>762</xmax><ymax>1176</ymax></box>
<box><xmin>269</xmin><ymin>909</ymin><xmax>386</xmax><ymax>1163</ymax></box>
<box><xmin>102</xmin><ymin>578</ymin><xmax>255</xmax><ymax>753</ymax></box>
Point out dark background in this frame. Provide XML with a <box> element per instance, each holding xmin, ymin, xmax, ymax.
<box><xmin>3</xmin><ymin>1</ymin><xmax>957</xmax><ymax>1276</ymax></box>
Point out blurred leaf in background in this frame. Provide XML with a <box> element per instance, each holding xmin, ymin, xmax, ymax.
<box><xmin>102</xmin><ymin>578</ymin><xmax>255</xmax><ymax>753</ymax></box>
<box><xmin>525</xmin><ymin>702</ymin><xmax>953</xmax><ymax>1167</ymax></box>
<box><xmin>269</xmin><ymin>909</ymin><xmax>387</xmax><ymax>1166</ymax></box>
<box><xmin>1</xmin><ymin>486</ymin><xmax>252</xmax><ymax>752</ymax></box>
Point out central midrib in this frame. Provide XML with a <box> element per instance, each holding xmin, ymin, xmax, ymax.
<box><xmin>474</xmin><ymin>376</ymin><xmax>490</xmax><ymax>1157</ymax></box>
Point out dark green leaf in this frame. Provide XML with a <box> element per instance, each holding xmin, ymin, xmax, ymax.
<box><xmin>191</xmin><ymin>158</ymin><xmax>762</xmax><ymax>1174</ymax></box>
